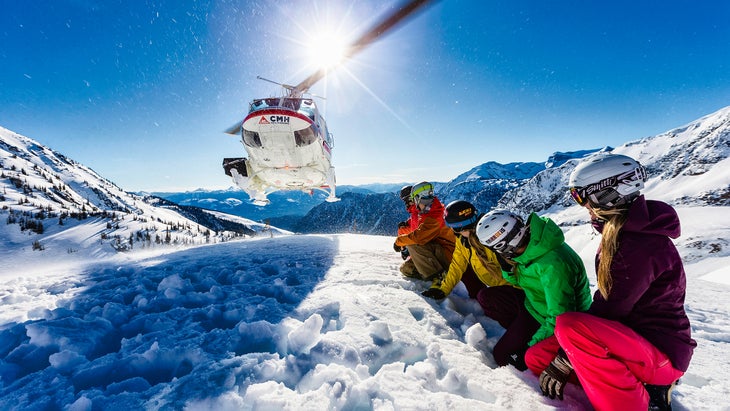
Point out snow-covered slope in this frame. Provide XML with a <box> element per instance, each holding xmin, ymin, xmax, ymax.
<box><xmin>0</xmin><ymin>126</ymin><xmax>266</xmax><ymax>261</ymax></box>
<box><xmin>1</xmin><ymin>225</ymin><xmax>728</xmax><ymax>409</ymax></box>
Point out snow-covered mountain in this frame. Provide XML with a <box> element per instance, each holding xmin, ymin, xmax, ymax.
<box><xmin>5</xmin><ymin>105</ymin><xmax>729</xmax><ymax>251</ymax></box>
<box><xmin>294</xmin><ymin>191</ymin><xmax>404</xmax><ymax>235</ymax></box>
<box><xmin>155</xmin><ymin>105</ymin><xmax>730</xmax><ymax>236</ymax></box>
<box><xmin>0</xmin><ymin>126</ymin><xmax>276</xmax><ymax>258</ymax></box>
<box><xmin>303</xmin><ymin>106</ymin><xmax>730</xmax><ymax>234</ymax></box>
<box><xmin>500</xmin><ymin>106</ymin><xmax>730</xmax><ymax>217</ymax></box>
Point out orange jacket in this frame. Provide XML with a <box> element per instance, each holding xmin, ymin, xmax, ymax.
<box><xmin>397</xmin><ymin>203</ymin><xmax>420</xmax><ymax>235</ymax></box>
<box><xmin>394</xmin><ymin>197</ymin><xmax>456</xmax><ymax>260</ymax></box>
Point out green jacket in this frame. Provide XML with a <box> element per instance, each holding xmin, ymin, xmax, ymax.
<box><xmin>503</xmin><ymin>213</ymin><xmax>592</xmax><ymax>346</ymax></box>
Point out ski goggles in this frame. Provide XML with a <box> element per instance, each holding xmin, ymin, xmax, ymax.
<box><xmin>569</xmin><ymin>186</ymin><xmax>588</xmax><ymax>206</ymax></box>
<box><xmin>569</xmin><ymin>166</ymin><xmax>647</xmax><ymax>207</ymax></box>
<box><xmin>491</xmin><ymin>225</ymin><xmax>528</xmax><ymax>258</ymax></box>
<box><xmin>446</xmin><ymin>216</ymin><xmax>478</xmax><ymax>233</ymax></box>
<box><xmin>411</xmin><ymin>183</ymin><xmax>434</xmax><ymax>203</ymax></box>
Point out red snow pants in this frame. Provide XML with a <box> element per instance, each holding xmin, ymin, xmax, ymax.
<box><xmin>525</xmin><ymin>312</ymin><xmax>684</xmax><ymax>411</ymax></box>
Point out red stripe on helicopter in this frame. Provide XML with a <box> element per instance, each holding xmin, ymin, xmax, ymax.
<box><xmin>243</xmin><ymin>109</ymin><xmax>313</xmax><ymax>125</ymax></box>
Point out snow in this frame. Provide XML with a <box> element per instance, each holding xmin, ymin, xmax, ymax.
<box><xmin>2</xmin><ymin>213</ymin><xmax>730</xmax><ymax>409</ymax></box>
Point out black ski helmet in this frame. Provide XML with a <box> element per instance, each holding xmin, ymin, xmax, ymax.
<box><xmin>444</xmin><ymin>200</ymin><xmax>479</xmax><ymax>231</ymax></box>
<box><xmin>399</xmin><ymin>185</ymin><xmax>413</xmax><ymax>202</ymax></box>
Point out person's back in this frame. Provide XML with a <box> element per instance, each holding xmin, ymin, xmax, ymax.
<box><xmin>588</xmin><ymin>195</ymin><xmax>694</xmax><ymax>373</ymax></box>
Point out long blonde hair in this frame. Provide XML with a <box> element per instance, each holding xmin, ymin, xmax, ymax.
<box><xmin>591</xmin><ymin>207</ymin><xmax>629</xmax><ymax>300</ymax></box>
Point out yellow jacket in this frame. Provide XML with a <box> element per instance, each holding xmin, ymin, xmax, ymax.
<box><xmin>439</xmin><ymin>233</ymin><xmax>516</xmax><ymax>295</ymax></box>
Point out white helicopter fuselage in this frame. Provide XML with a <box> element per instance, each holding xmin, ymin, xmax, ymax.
<box><xmin>226</xmin><ymin>97</ymin><xmax>337</xmax><ymax>204</ymax></box>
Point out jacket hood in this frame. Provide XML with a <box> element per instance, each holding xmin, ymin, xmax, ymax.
<box><xmin>622</xmin><ymin>196</ymin><xmax>681</xmax><ymax>239</ymax></box>
<box><xmin>421</xmin><ymin>197</ymin><xmax>445</xmax><ymax>221</ymax></box>
<box><xmin>514</xmin><ymin>213</ymin><xmax>564</xmax><ymax>263</ymax></box>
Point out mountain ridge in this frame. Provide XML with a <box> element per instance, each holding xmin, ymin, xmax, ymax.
<box><xmin>0</xmin><ymin>126</ymin><xmax>274</xmax><ymax>256</ymax></box>
<box><xmin>2</xmin><ymin>105</ymin><xmax>729</xmax><ymax>250</ymax></box>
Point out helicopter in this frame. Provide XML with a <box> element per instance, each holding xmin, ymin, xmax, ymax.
<box><xmin>223</xmin><ymin>0</ymin><xmax>434</xmax><ymax>206</ymax></box>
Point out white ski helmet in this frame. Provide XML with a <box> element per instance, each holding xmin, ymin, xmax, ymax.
<box><xmin>476</xmin><ymin>210</ymin><xmax>529</xmax><ymax>258</ymax></box>
<box><xmin>568</xmin><ymin>153</ymin><xmax>647</xmax><ymax>209</ymax></box>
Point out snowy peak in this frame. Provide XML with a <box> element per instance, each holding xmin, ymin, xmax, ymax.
<box><xmin>545</xmin><ymin>148</ymin><xmax>607</xmax><ymax>169</ymax></box>
<box><xmin>1</xmin><ymin>126</ymin><xmax>263</xmax><ymax>254</ymax></box>
<box><xmin>499</xmin><ymin>105</ymin><xmax>730</xmax><ymax>215</ymax></box>
<box><xmin>613</xmin><ymin>105</ymin><xmax>730</xmax><ymax>205</ymax></box>
<box><xmin>449</xmin><ymin>161</ymin><xmax>544</xmax><ymax>183</ymax></box>
<box><xmin>0</xmin><ymin>126</ymin><xmax>139</xmax><ymax>214</ymax></box>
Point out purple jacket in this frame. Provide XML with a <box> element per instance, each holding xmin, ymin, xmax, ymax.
<box><xmin>588</xmin><ymin>196</ymin><xmax>696</xmax><ymax>371</ymax></box>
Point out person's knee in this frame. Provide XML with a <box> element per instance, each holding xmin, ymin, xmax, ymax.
<box><xmin>524</xmin><ymin>347</ymin><xmax>544</xmax><ymax>375</ymax></box>
<box><xmin>555</xmin><ymin>312</ymin><xmax>592</xmax><ymax>342</ymax></box>
<box><xmin>556</xmin><ymin>311</ymin><xmax>585</xmax><ymax>329</ymax></box>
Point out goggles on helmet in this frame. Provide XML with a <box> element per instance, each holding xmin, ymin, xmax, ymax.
<box><xmin>445</xmin><ymin>215</ymin><xmax>479</xmax><ymax>233</ymax></box>
<box><xmin>569</xmin><ymin>186</ymin><xmax>588</xmax><ymax>206</ymax></box>
<box><xmin>486</xmin><ymin>222</ymin><xmax>528</xmax><ymax>258</ymax></box>
<box><xmin>569</xmin><ymin>166</ymin><xmax>646</xmax><ymax>207</ymax></box>
<box><xmin>411</xmin><ymin>183</ymin><xmax>434</xmax><ymax>204</ymax></box>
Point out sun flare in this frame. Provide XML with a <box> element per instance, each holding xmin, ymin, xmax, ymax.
<box><xmin>306</xmin><ymin>32</ymin><xmax>349</xmax><ymax>70</ymax></box>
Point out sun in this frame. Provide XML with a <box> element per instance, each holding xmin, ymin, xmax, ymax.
<box><xmin>306</xmin><ymin>31</ymin><xmax>350</xmax><ymax>71</ymax></box>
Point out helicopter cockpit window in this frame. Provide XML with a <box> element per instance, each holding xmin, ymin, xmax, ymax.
<box><xmin>297</xmin><ymin>99</ymin><xmax>315</xmax><ymax>120</ymax></box>
<box><xmin>243</xmin><ymin>129</ymin><xmax>263</xmax><ymax>148</ymax></box>
<box><xmin>282</xmin><ymin>98</ymin><xmax>301</xmax><ymax>110</ymax></box>
<box><xmin>294</xmin><ymin>126</ymin><xmax>317</xmax><ymax>147</ymax></box>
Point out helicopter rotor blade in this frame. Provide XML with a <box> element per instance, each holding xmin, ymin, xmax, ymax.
<box><xmin>294</xmin><ymin>0</ymin><xmax>435</xmax><ymax>93</ymax></box>
<box><xmin>224</xmin><ymin>122</ymin><xmax>242</xmax><ymax>135</ymax></box>
<box><xmin>257</xmin><ymin>76</ymin><xmax>296</xmax><ymax>91</ymax></box>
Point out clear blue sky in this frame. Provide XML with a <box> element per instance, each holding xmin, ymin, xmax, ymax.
<box><xmin>2</xmin><ymin>0</ymin><xmax>729</xmax><ymax>192</ymax></box>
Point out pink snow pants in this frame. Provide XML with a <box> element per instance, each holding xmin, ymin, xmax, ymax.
<box><xmin>525</xmin><ymin>312</ymin><xmax>684</xmax><ymax>411</ymax></box>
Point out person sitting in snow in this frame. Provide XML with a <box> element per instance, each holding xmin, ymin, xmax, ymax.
<box><xmin>395</xmin><ymin>185</ymin><xmax>419</xmax><ymax>261</ymax></box>
<box><xmin>526</xmin><ymin>154</ymin><xmax>696</xmax><ymax>410</ymax></box>
<box><xmin>393</xmin><ymin>181</ymin><xmax>455</xmax><ymax>287</ymax></box>
<box><xmin>475</xmin><ymin>208</ymin><xmax>592</xmax><ymax>371</ymax></box>
<box><xmin>421</xmin><ymin>200</ymin><xmax>531</xmax><ymax>370</ymax></box>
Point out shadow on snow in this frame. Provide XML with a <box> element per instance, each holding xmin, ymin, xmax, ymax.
<box><xmin>0</xmin><ymin>235</ymin><xmax>338</xmax><ymax>409</ymax></box>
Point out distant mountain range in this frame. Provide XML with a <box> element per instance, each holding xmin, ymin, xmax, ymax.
<box><xmin>2</xmin><ymin>105</ymin><xmax>729</xmax><ymax>251</ymax></box>
<box><xmin>150</xmin><ymin>183</ymin><xmax>406</xmax><ymax>232</ymax></box>
<box><xmin>155</xmin><ymin>106</ymin><xmax>730</xmax><ymax>235</ymax></box>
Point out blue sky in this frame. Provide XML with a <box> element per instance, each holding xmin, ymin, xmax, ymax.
<box><xmin>2</xmin><ymin>0</ymin><xmax>729</xmax><ymax>192</ymax></box>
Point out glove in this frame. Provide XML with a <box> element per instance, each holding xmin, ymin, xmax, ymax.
<box><xmin>400</xmin><ymin>247</ymin><xmax>410</xmax><ymax>260</ymax></box>
<box><xmin>421</xmin><ymin>288</ymin><xmax>446</xmax><ymax>300</ymax></box>
<box><xmin>495</xmin><ymin>252</ymin><xmax>515</xmax><ymax>272</ymax></box>
<box><xmin>397</xmin><ymin>220</ymin><xmax>409</xmax><ymax>229</ymax></box>
<box><xmin>539</xmin><ymin>349</ymin><xmax>573</xmax><ymax>400</ymax></box>
<box><xmin>393</xmin><ymin>243</ymin><xmax>402</xmax><ymax>253</ymax></box>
